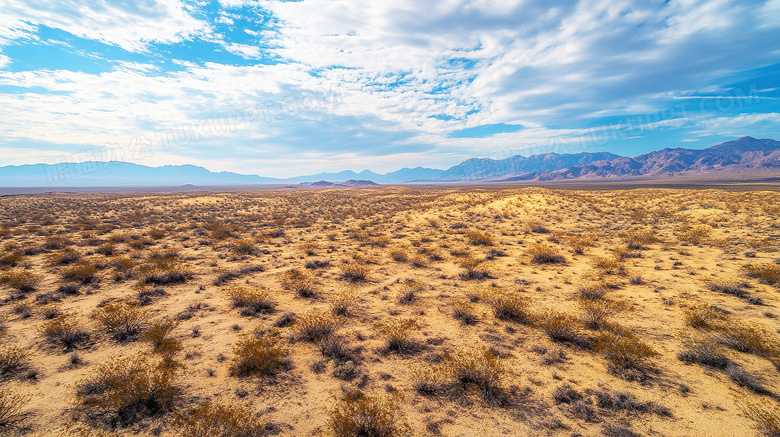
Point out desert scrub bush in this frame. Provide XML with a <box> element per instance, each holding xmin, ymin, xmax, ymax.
<box><xmin>445</xmin><ymin>345</ymin><xmax>506</xmax><ymax>400</ymax></box>
<box><xmin>450</xmin><ymin>300</ymin><xmax>477</xmax><ymax>324</ymax></box>
<box><xmin>328</xmin><ymin>391</ymin><xmax>411</xmax><ymax>437</ymax></box>
<box><xmin>676</xmin><ymin>224</ymin><xmax>712</xmax><ymax>244</ymax></box>
<box><xmin>0</xmin><ymin>387</ymin><xmax>30</xmax><ymax>428</ymax></box>
<box><xmin>294</xmin><ymin>308</ymin><xmax>343</xmax><ymax>342</ymax></box>
<box><xmin>408</xmin><ymin>363</ymin><xmax>447</xmax><ymax>395</ymax></box>
<box><xmin>593</xmin><ymin>325</ymin><xmax>657</xmax><ymax>371</ymax></box>
<box><xmin>592</xmin><ymin>256</ymin><xmax>626</xmax><ymax>275</ymax></box>
<box><xmin>567</xmin><ymin>235</ymin><xmax>594</xmax><ymax>255</ymax></box>
<box><xmin>374</xmin><ymin>317</ymin><xmax>420</xmax><ymax>351</ymax></box>
<box><xmin>703</xmin><ymin>277</ymin><xmax>749</xmax><ymax>298</ymax></box>
<box><xmin>712</xmin><ymin>321</ymin><xmax>780</xmax><ymax>357</ymax></box>
<box><xmin>619</xmin><ymin>230</ymin><xmax>658</xmax><ymax>250</ymax></box>
<box><xmin>482</xmin><ymin>289</ymin><xmax>531</xmax><ymax>323</ymax></box>
<box><xmin>535</xmin><ymin>310</ymin><xmax>582</xmax><ymax>343</ymax></box>
<box><xmin>466</xmin><ymin>229</ymin><xmax>494</xmax><ymax>246</ymax></box>
<box><xmin>278</xmin><ymin>268</ymin><xmax>316</xmax><ymax>297</ymax></box>
<box><xmin>340</xmin><ymin>261</ymin><xmax>370</xmax><ymax>282</ymax></box>
<box><xmin>676</xmin><ymin>332</ymin><xmax>729</xmax><ymax>368</ymax></box>
<box><xmin>330</xmin><ymin>287</ymin><xmax>359</xmax><ymax>316</ymax></box>
<box><xmin>75</xmin><ymin>353</ymin><xmax>178</xmax><ymax>426</ymax></box>
<box><xmin>300</xmin><ymin>241</ymin><xmax>318</xmax><ymax>256</ymax></box>
<box><xmin>684</xmin><ymin>304</ymin><xmax>728</xmax><ymax>329</ymax></box>
<box><xmin>0</xmin><ymin>345</ymin><xmax>31</xmax><ymax>376</ymax></box>
<box><xmin>60</xmin><ymin>259</ymin><xmax>99</xmax><ymax>284</ymax></box>
<box><xmin>140</xmin><ymin>264</ymin><xmax>192</xmax><ymax>286</ymax></box>
<box><xmin>230</xmin><ymin>330</ymin><xmax>291</xmax><ymax>377</ymax></box>
<box><xmin>408</xmin><ymin>253</ymin><xmax>428</xmax><ymax>268</ymax></box>
<box><xmin>744</xmin><ymin>262</ymin><xmax>780</xmax><ymax>285</ymax></box>
<box><xmin>91</xmin><ymin>302</ymin><xmax>148</xmax><ymax>342</ymax></box>
<box><xmin>389</xmin><ymin>248</ymin><xmax>408</xmax><ymax>262</ymax></box>
<box><xmin>142</xmin><ymin>319</ymin><xmax>181</xmax><ymax>359</ymax></box>
<box><xmin>741</xmin><ymin>397</ymin><xmax>780</xmax><ymax>436</ymax></box>
<box><xmin>526</xmin><ymin>243</ymin><xmax>566</xmax><ymax>264</ymax></box>
<box><xmin>174</xmin><ymin>401</ymin><xmax>266</xmax><ymax>437</ymax></box>
<box><xmin>224</xmin><ymin>284</ymin><xmax>275</xmax><ymax>315</ymax></box>
<box><xmin>0</xmin><ymin>269</ymin><xmax>42</xmax><ymax>292</ymax></box>
<box><xmin>458</xmin><ymin>256</ymin><xmax>491</xmax><ymax>280</ymax></box>
<box><xmin>39</xmin><ymin>315</ymin><xmax>90</xmax><ymax>350</ymax></box>
<box><xmin>397</xmin><ymin>279</ymin><xmax>424</xmax><ymax>304</ymax></box>
<box><xmin>229</xmin><ymin>238</ymin><xmax>258</xmax><ymax>256</ymax></box>
<box><xmin>579</xmin><ymin>298</ymin><xmax>617</xmax><ymax>330</ymax></box>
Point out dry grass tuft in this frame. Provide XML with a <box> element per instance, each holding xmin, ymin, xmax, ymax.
<box><xmin>230</xmin><ymin>330</ymin><xmax>291</xmax><ymax>377</ymax></box>
<box><xmin>224</xmin><ymin>284</ymin><xmax>275</xmax><ymax>315</ymax></box>
<box><xmin>535</xmin><ymin>310</ymin><xmax>581</xmax><ymax>343</ymax></box>
<box><xmin>39</xmin><ymin>315</ymin><xmax>90</xmax><ymax>351</ymax></box>
<box><xmin>374</xmin><ymin>317</ymin><xmax>420</xmax><ymax>351</ymax></box>
<box><xmin>75</xmin><ymin>353</ymin><xmax>178</xmax><ymax>426</ymax></box>
<box><xmin>278</xmin><ymin>268</ymin><xmax>316</xmax><ymax>297</ymax></box>
<box><xmin>0</xmin><ymin>269</ymin><xmax>42</xmax><ymax>292</ymax></box>
<box><xmin>744</xmin><ymin>263</ymin><xmax>780</xmax><ymax>285</ymax></box>
<box><xmin>466</xmin><ymin>229</ymin><xmax>494</xmax><ymax>246</ymax></box>
<box><xmin>174</xmin><ymin>401</ymin><xmax>266</xmax><ymax>437</ymax></box>
<box><xmin>91</xmin><ymin>302</ymin><xmax>148</xmax><ymax>342</ymax></box>
<box><xmin>482</xmin><ymin>289</ymin><xmax>531</xmax><ymax>323</ymax></box>
<box><xmin>593</xmin><ymin>325</ymin><xmax>657</xmax><ymax>371</ymax></box>
<box><xmin>328</xmin><ymin>391</ymin><xmax>411</xmax><ymax>437</ymax></box>
<box><xmin>0</xmin><ymin>387</ymin><xmax>30</xmax><ymax>428</ymax></box>
<box><xmin>294</xmin><ymin>308</ymin><xmax>343</xmax><ymax>343</ymax></box>
<box><xmin>0</xmin><ymin>345</ymin><xmax>31</xmax><ymax>376</ymax></box>
<box><xmin>340</xmin><ymin>261</ymin><xmax>370</xmax><ymax>282</ymax></box>
<box><xmin>445</xmin><ymin>345</ymin><xmax>506</xmax><ymax>400</ymax></box>
<box><xmin>741</xmin><ymin>398</ymin><xmax>780</xmax><ymax>436</ymax></box>
<box><xmin>527</xmin><ymin>243</ymin><xmax>566</xmax><ymax>264</ymax></box>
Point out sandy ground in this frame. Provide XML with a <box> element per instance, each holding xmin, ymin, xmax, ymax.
<box><xmin>0</xmin><ymin>186</ymin><xmax>778</xmax><ymax>436</ymax></box>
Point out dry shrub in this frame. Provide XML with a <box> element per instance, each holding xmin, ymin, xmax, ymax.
<box><xmin>374</xmin><ymin>318</ymin><xmax>420</xmax><ymax>351</ymax></box>
<box><xmin>450</xmin><ymin>300</ymin><xmax>477</xmax><ymax>324</ymax></box>
<box><xmin>620</xmin><ymin>229</ymin><xmax>659</xmax><ymax>249</ymax></box>
<box><xmin>445</xmin><ymin>345</ymin><xmax>506</xmax><ymax>400</ymax></box>
<box><xmin>39</xmin><ymin>315</ymin><xmax>90</xmax><ymax>350</ymax></box>
<box><xmin>0</xmin><ymin>345</ymin><xmax>31</xmax><ymax>376</ymax></box>
<box><xmin>91</xmin><ymin>302</ymin><xmax>148</xmax><ymax>342</ymax></box>
<box><xmin>593</xmin><ymin>325</ymin><xmax>657</xmax><ymax>370</ymax></box>
<box><xmin>330</xmin><ymin>287</ymin><xmax>359</xmax><ymax>316</ymax></box>
<box><xmin>466</xmin><ymin>229</ymin><xmax>494</xmax><ymax>246</ymax></box>
<box><xmin>142</xmin><ymin>319</ymin><xmax>181</xmax><ymax>358</ymax></box>
<box><xmin>0</xmin><ymin>387</ymin><xmax>30</xmax><ymax>428</ymax></box>
<box><xmin>174</xmin><ymin>401</ymin><xmax>266</xmax><ymax>437</ymax></box>
<box><xmin>703</xmin><ymin>277</ymin><xmax>748</xmax><ymax>297</ymax></box>
<box><xmin>482</xmin><ymin>289</ymin><xmax>530</xmax><ymax>322</ymax></box>
<box><xmin>577</xmin><ymin>280</ymin><xmax>610</xmax><ymax>300</ymax></box>
<box><xmin>229</xmin><ymin>239</ymin><xmax>258</xmax><ymax>256</ymax></box>
<box><xmin>294</xmin><ymin>308</ymin><xmax>343</xmax><ymax>342</ymax></box>
<box><xmin>278</xmin><ymin>268</ymin><xmax>316</xmax><ymax>297</ymax></box>
<box><xmin>741</xmin><ymin>398</ymin><xmax>780</xmax><ymax>436</ymax></box>
<box><xmin>593</xmin><ymin>256</ymin><xmax>625</xmax><ymax>275</ymax></box>
<box><xmin>408</xmin><ymin>364</ymin><xmax>447</xmax><ymax>395</ymax></box>
<box><xmin>300</xmin><ymin>241</ymin><xmax>318</xmax><ymax>256</ymax></box>
<box><xmin>75</xmin><ymin>353</ymin><xmax>178</xmax><ymax>426</ymax></box>
<box><xmin>527</xmin><ymin>243</ymin><xmax>566</xmax><ymax>264</ymax></box>
<box><xmin>676</xmin><ymin>332</ymin><xmax>729</xmax><ymax>368</ymax></box>
<box><xmin>340</xmin><ymin>262</ymin><xmax>370</xmax><ymax>282</ymax></box>
<box><xmin>60</xmin><ymin>259</ymin><xmax>98</xmax><ymax>284</ymax></box>
<box><xmin>230</xmin><ymin>330</ymin><xmax>290</xmax><ymax>377</ymax></box>
<box><xmin>408</xmin><ymin>253</ymin><xmax>428</xmax><ymax>268</ymax></box>
<box><xmin>458</xmin><ymin>256</ymin><xmax>491</xmax><ymax>280</ymax></box>
<box><xmin>567</xmin><ymin>235</ymin><xmax>594</xmax><ymax>254</ymax></box>
<box><xmin>389</xmin><ymin>248</ymin><xmax>408</xmax><ymax>262</ymax></box>
<box><xmin>398</xmin><ymin>280</ymin><xmax>424</xmax><ymax>305</ymax></box>
<box><xmin>224</xmin><ymin>284</ymin><xmax>275</xmax><ymax>315</ymax></box>
<box><xmin>579</xmin><ymin>298</ymin><xmax>617</xmax><ymax>330</ymax></box>
<box><xmin>328</xmin><ymin>391</ymin><xmax>411</xmax><ymax>437</ymax></box>
<box><xmin>744</xmin><ymin>263</ymin><xmax>780</xmax><ymax>285</ymax></box>
<box><xmin>713</xmin><ymin>322</ymin><xmax>780</xmax><ymax>357</ymax></box>
<box><xmin>676</xmin><ymin>224</ymin><xmax>712</xmax><ymax>244</ymax></box>
<box><xmin>684</xmin><ymin>304</ymin><xmax>727</xmax><ymax>329</ymax></box>
<box><xmin>0</xmin><ymin>269</ymin><xmax>42</xmax><ymax>292</ymax></box>
<box><xmin>535</xmin><ymin>310</ymin><xmax>581</xmax><ymax>343</ymax></box>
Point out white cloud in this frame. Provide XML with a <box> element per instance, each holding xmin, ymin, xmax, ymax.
<box><xmin>0</xmin><ymin>54</ymin><xmax>9</xmax><ymax>69</ymax></box>
<box><xmin>0</xmin><ymin>0</ymin><xmax>211</xmax><ymax>52</ymax></box>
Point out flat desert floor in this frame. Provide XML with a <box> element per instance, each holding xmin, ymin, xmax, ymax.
<box><xmin>1</xmin><ymin>186</ymin><xmax>779</xmax><ymax>436</ymax></box>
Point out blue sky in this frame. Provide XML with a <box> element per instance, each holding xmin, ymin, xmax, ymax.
<box><xmin>1</xmin><ymin>0</ymin><xmax>779</xmax><ymax>177</ymax></box>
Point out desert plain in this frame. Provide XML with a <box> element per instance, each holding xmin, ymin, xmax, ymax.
<box><xmin>0</xmin><ymin>185</ymin><xmax>779</xmax><ymax>437</ymax></box>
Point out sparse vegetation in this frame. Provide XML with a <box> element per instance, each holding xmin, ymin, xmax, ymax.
<box><xmin>224</xmin><ymin>284</ymin><xmax>275</xmax><ymax>315</ymax></box>
<box><xmin>230</xmin><ymin>330</ymin><xmax>291</xmax><ymax>377</ymax></box>
<box><xmin>91</xmin><ymin>302</ymin><xmax>148</xmax><ymax>342</ymax></box>
<box><xmin>328</xmin><ymin>391</ymin><xmax>411</xmax><ymax>437</ymax></box>
<box><xmin>174</xmin><ymin>401</ymin><xmax>266</xmax><ymax>437</ymax></box>
<box><xmin>527</xmin><ymin>243</ymin><xmax>566</xmax><ymax>264</ymax></box>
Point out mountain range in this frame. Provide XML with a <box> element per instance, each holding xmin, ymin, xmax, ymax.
<box><xmin>0</xmin><ymin>136</ymin><xmax>778</xmax><ymax>187</ymax></box>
